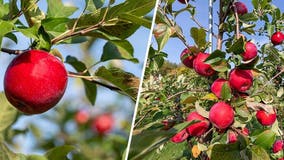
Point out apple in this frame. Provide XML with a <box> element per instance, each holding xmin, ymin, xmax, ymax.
<box><xmin>279</xmin><ymin>158</ymin><xmax>284</xmax><ymax>160</ymax></box>
<box><xmin>209</xmin><ymin>102</ymin><xmax>234</xmax><ymax>129</ymax></box>
<box><xmin>186</xmin><ymin>111</ymin><xmax>210</xmax><ymax>137</ymax></box>
<box><xmin>242</xmin><ymin>41</ymin><xmax>257</xmax><ymax>61</ymax></box>
<box><xmin>229</xmin><ymin>69</ymin><xmax>253</xmax><ymax>92</ymax></box>
<box><xmin>227</xmin><ymin>131</ymin><xmax>237</xmax><ymax>143</ymax></box>
<box><xmin>171</xmin><ymin>129</ymin><xmax>189</xmax><ymax>143</ymax></box>
<box><xmin>91</xmin><ymin>113</ymin><xmax>114</xmax><ymax>135</ymax></box>
<box><xmin>241</xmin><ymin>127</ymin><xmax>249</xmax><ymax>136</ymax></box>
<box><xmin>272</xmin><ymin>140</ymin><xmax>284</xmax><ymax>153</ymax></box>
<box><xmin>211</xmin><ymin>78</ymin><xmax>231</xmax><ymax>98</ymax></box>
<box><xmin>4</xmin><ymin>50</ymin><xmax>68</xmax><ymax>114</ymax></box>
<box><xmin>180</xmin><ymin>48</ymin><xmax>195</xmax><ymax>68</ymax></box>
<box><xmin>256</xmin><ymin>110</ymin><xmax>277</xmax><ymax>126</ymax></box>
<box><xmin>234</xmin><ymin>2</ymin><xmax>248</xmax><ymax>15</ymax></box>
<box><xmin>75</xmin><ymin>110</ymin><xmax>90</xmax><ymax>124</ymax></box>
<box><xmin>271</xmin><ymin>31</ymin><xmax>284</xmax><ymax>45</ymax></box>
<box><xmin>193</xmin><ymin>52</ymin><xmax>216</xmax><ymax>76</ymax></box>
<box><xmin>178</xmin><ymin>0</ymin><xmax>189</xmax><ymax>4</ymax></box>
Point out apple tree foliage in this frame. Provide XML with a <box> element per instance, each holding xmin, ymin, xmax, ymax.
<box><xmin>129</xmin><ymin>0</ymin><xmax>284</xmax><ymax>160</ymax></box>
<box><xmin>0</xmin><ymin>0</ymin><xmax>155</xmax><ymax>159</ymax></box>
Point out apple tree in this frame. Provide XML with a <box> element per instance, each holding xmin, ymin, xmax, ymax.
<box><xmin>0</xmin><ymin>0</ymin><xmax>155</xmax><ymax>159</ymax></box>
<box><xmin>129</xmin><ymin>0</ymin><xmax>284</xmax><ymax>160</ymax></box>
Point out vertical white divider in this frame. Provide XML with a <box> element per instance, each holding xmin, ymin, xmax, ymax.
<box><xmin>209</xmin><ymin>0</ymin><xmax>213</xmax><ymax>53</ymax></box>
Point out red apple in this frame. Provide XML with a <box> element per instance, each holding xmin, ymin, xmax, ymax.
<box><xmin>171</xmin><ymin>129</ymin><xmax>189</xmax><ymax>143</ymax></box>
<box><xmin>241</xmin><ymin>127</ymin><xmax>249</xmax><ymax>136</ymax></box>
<box><xmin>256</xmin><ymin>110</ymin><xmax>277</xmax><ymax>126</ymax></box>
<box><xmin>178</xmin><ymin>0</ymin><xmax>189</xmax><ymax>4</ymax></box>
<box><xmin>271</xmin><ymin>31</ymin><xmax>284</xmax><ymax>45</ymax></box>
<box><xmin>234</xmin><ymin>2</ymin><xmax>248</xmax><ymax>15</ymax></box>
<box><xmin>227</xmin><ymin>131</ymin><xmax>237</xmax><ymax>143</ymax></box>
<box><xmin>75</xmin><ymin>110</ymin><xmax>90</xmax><ymax>124</ymax></box>
<box><xmin>209</xmin><ymin>102</ymin><xmax>234</xmax><ymax>129</ymax></box>
<box><xmin>4</xmin><ymin>50</ymin><xmax>68</xmax><ymax>114</ymax></box>
<box><xmin>272</xmin><ymin>140</ymin><xmax>284</xmax><ymax>153</ymax></box>
<box><xmin>91</xmin><ymin>113</ymin><xmax>114</xmax><ymax>135</ymax></box>
<box><xmin>180</xmin><ymin>48</ymin><xmax>195</xmax><ymax>68</ymax></box>
<box><xmin>193</xmin><ymin>52</ymin><xmax>216</xmax><ymax>76</ymax></box>
<box><xmin>229</xmin><ymin>69</ymin><xmax>253</xmax><ymax>92</ymax></box>
<box><xmin>186</xmin><ymin>111</ymin><xmax>210</xmax><ymax>137</ymax></box>
<box><xmin>242</xmin><ymin>42</ymin><xmax>257</xmax><ymax>61</ymax></box>
<box><xmin>278</xmin><ymin>158</ymin><xmax>284</xmax><ymax>160</ymax></box>
<box><xmin>211</xmin><ymin>78</ymin><xmax>231</xmax><ymax>98</ymax></box>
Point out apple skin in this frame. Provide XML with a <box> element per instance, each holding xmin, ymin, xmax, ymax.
<box><xmin>75</xmin><ymin>110</ymin><xmax>90</xmax><ymax>124</ymax></box>
<box><xmin>178</xmin><ymin>0</ymin><xmax>189</xmax><ymax>4</ymax></box>
<box><xmin>4</xmin><ymin>50</ymin><xmax>68</xmax><ymax>114</ymax></box>
<box><xmin>171</xmin><ymin>129</ymin><xmax>189</xmax><ymax>143</ymax></box>
<box><xmin>242</xmin><ymin>42</ymin><xmax>257</xmax><ymax>61</ymax></box>
<box><xmin>256</xmin><ymin>110</ymin><xmax>277</xmax><ymax>126</ymax></box>
<box><xmin>272</xmin><ymin>140</ymin><xmax>284</xmax><ymax>153</ymax></box>
<box><xmin>278</xmin><ymin>158</ymin><xmax>284</xmax><ymax>160</ymax></box>
<box><xmin>186</xmin><ymin>111</ymin><xmax>210</xmax><ymax>137</ymax></box>
<box><xmin>180</xmin><ymin>48</ymin><xmax>195</xmax><ymax>68</ymax></box>
<box><xmin>227</xmin><ymin>131</ymin><xmax>237</xmax><ymax>143</ymax></box>
<box><xmin>229</xmin><ymin>69</ymin><xmax>253</xmax><ymax>92</ymax></box>
<box><xmin>271</xmin><ymin>31</ymin><xmax>284</xmax><ymax>45</ymax></box>
<box><xmin>193</xmin><ymin>52</ymin><xmax>216</xmax><ymax>76</ymax></box>
<box><xmin>209</xmin><ymin>102</ymin><xmax>234</xmax><ymax>129</ymax></box>
<box><xmin>241</xmin><ymin>127</ymin><xmax>249</xmax><ymax>136</ymax></box>
<box><xmin>234</xmin><ymin>2</ymin><xmax>248</xmax><ymax>15</ymax></box>
<box><xmin>91</xmin><ymin>113</ymin><xmax>114</xmax><ymax>135</ymax></box>
<box><xmin>211</xmin><ymin>78</ymin><xmax>230</xmax><ymax>98</ymax></box>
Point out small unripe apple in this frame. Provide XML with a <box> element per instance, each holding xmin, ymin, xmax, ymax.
<box><xmin>186</xmin><ymin>111</ymin><xmax>210</xmax><ymax>137</ymax></box>
<box><xmin>180</xmin><ymin>48</ymin><xmax>195</xmax><ymax>68</ymax></box>
<box><xmin>178</xmin><ymin>0</ymin><xmax>189</xmax><ymax>4</ymax></box>
<box><xmin>272</xmin><ymin>140</ymin><xmax>284</xmax><ymax>153</ymax></box>
<box><xmin>4</xmin><ymin>50</ymin><xmax>68</xmax><ymax>114</ymax></box>
<box><xmin>171</xmin><ymin>129</ymin><xmax>189</xmax><ymax>143</ymax></box>
<box><xmin>242</xmin><ymin>42</ymin><xmax>257</xmax><ymax>61</ymax></box>
<box><xmin>193</xmin><ymin>52</ymin><xmax>216</xmax><ymax>76</ymax></box>
<box><xmin>211</xmin><ymin>78</ymin><xmax>231</xmax><ymax>98</ymax></box>
<box><xmin>256</xmin><ymin>110</ymin><xmax>277</xmax><ymax>126</ymax></box>
<box><xmin>234</xmin><ymin>2</ymin><xmax>248</xmax><ymax>15</ymax></box>
<box><xmin>227</xmin><ymin>131</ymin><xmax>237</xmax><ymax>143</ymax></box>
<box><xmin>271</xmin><ymin>31</ymin><xmax>284</xmax><ymax>45</ymax></box>
<box><xmin>209</xmin><ymin>102</ymin><xmax>234</xmax><ymax>129</ymax></box>
<box><xmin>75</xmin><ymin>110</ymin><xmax>90</xmax><ymax>124</ymax></box>
<box><xmin>229</xmin><ymin>69</ymin><xmax>253</xmax><ymax>92</ymax></box>
<box><xmin>91</xmin><ymin>113</ymin><xmax>114</xmax><ymax>135</ymax></box>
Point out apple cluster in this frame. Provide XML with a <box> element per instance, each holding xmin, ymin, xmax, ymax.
<box><xmin>75</xmin><ymin>110</ymin><xmax>114</xmax><ymax>135</ymax></box>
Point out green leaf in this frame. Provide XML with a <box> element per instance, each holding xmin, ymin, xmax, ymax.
<box><xmin>0</xmin><ymin>93</ymin><xmax>18</xmax><ymax>139</ymax></box>
<box><xmin>42</xmin><ymin>18</ymin><xmax>70</xmax><ymax>37</ymax></box>
<box><xmin>21</xmin><ymin>0</ymin><xmax>45</xmax><ymax>26</ymax></box>
<box><xmin>15</xmin><ymin>25</ymin><xmax>39</xmax><ymax>40</ymax></box>
<box><xmin>250</xmin><ymin>145</ymin><xmax>270</xmax><ymax>160</ymax></box>
<box><xmin>190</xmin><ymin>27</ymin><xmax>207</xmax><ymax>50</ymax></box>
<box><xmin>239</xmin><ymin>13</ymin><xmax>259</xmax><ymax>22</ymax></box>
<box><xmin>45</xmin><ymin>145</ymin><xmax>76</xmax><ymax>160</ymax></box>
<box><xmin>0</xmin><ymin>3</ymin><xmax>9</xmax><ymax>19</ymax></box>
<box><xmin>94</xmin><ymin>66</ymin><xmax>139</xmax><ymax>100</ymax></box>
<box><xmin>92</xmin><ymin>0</ymin><xmax>104</xmax><ymax>9</ymax></box>
<box><xmin>0</xmin><ymin>141</ymin><xmax>26</xmax><ymax>160</ymax></box>
<box><xmin>210</xmin><ymin>142</ymin><xmax>243</xmax><ymax>160</ymax></box>
<box><xmin>220</xmin><ymin>82</ymin><xmax>232</xmax><ymax>100</ymax></box>
<box><xmin>47</xmin><ymin>0</ymin><xmax>77</xmax><ymax>18</ymax></box>
<box><xmin>0</xmin><ymin>20</ymin><xmax>14</xmax><ymax>46</ymax></box>
<box><xmin>37</xmin><ymin>26</ymin><xmax>51</xmax><ymax>51</ymax></box>
<box><xmin>101</xmin><ymin>40</ymin><xmax>138</xmax><ymax>63</ymax></box>
<box><xmin>26</xmin><ymin>155</ymin><xmax>48</xmax><ymax>160</ymax></box>
<box><xmin>65</xmin><ymin>56</ymin><xmax>97</xmax><ymax>105</ymax></box>
<box><xmin>119</xmin><ymin>13</ymin><xmax>152</xmax><ymax>29</ymax></box>
<box><xmin>205</xmin><ymin>50</ymin><xmax>226</xmax><ymax>64</ymax></box>
<box><xmin>227</xmin><ymin>38</ymin><xmax>245</xmax><ymax>55</ymax></box>
<box><xmin>253</xmin><ymin>130</ymin><xmax>276</xmax><ymax>150</ymax></box>
<box><xmin>154</xmin><ymin>23</ymin><xmax>172</xmax><ymax>51</ymax></box>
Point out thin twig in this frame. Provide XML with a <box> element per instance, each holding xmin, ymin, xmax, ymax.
<box><xmin>190</xmin><ymin>15</ymin><xmax>218</xmax><ymax>39</ymax></box>
<box><xmin>0</xmin><ymin>48</ymin><xmax>29</xmax><ymax>55</ymax></box>
<box><xmin>233</xmin><ymin>4</ymin><xmax>240</xmax><ymax>39</ymax></box>
<box><xmin>167</xmin><ymin>88</ymin><xmax>207</xmax><ymax>100</ymax></box>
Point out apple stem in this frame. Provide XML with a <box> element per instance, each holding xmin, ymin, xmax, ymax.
<box><xmin>0</xmin><ymin>48</ymin><xmax>29</xmax><ymax>55</ymax></box>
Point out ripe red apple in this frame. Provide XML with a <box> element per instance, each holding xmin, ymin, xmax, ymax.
<box><xmin>209</xmin><ymin>102</ymin><xmax>234</xmax><ymax>129</ymax></box>
<box><xmin>91</xmin><ymin>113</ymin><xmax>114</xmax><ymax>135</ymax></box>
<box><xmin>211</xmin><ymin>78</ymin><xmax>231</xmax><ymax>98</ymax></box>
<box><xmin>193</xmin><ymin>52</ymin><xmax>216</xmax><ymax>76</ymax></box>
<box><xmin>272</xmin><ymin>140</ymin><xmax>284</xmax><ymax>153</ymax></box>
<box><xmin>234</xmin><ymin>2</ymin><xmax>248</xmax><ymax>15</ymax></box>
<box><xmin>4</xmin><ymin>50</ymin><xmax>68</xmax><ymax>114</ymax></box>
<box><xmin>271</xmin><ymin>31</ymin><xmax>284</xmax><ymax>45</ymax></box>
<box><xmin>186</xmin><ymin>111</ymin><xmax>210</xmax><ymax>137</ymax></box>
<box><xmin>241</xmin><ymin>127</ymin><xmax>249</xmax><ymax>136</ymax></box>
<box><xmin>227</xmin><ymin>131</ymin><xmax>237</xmax><ymax>143</ymax></box>
<box><xmin>242</xmin><ymin>41</ymin><xmax>257</xmax><ymax>61</ymax></box>
<box><xmin>180</xmin><ymin>48</ymin><xmax>195</xmax><ymax>68</ymax></box>
<box><xmin>229</xmin><ymin>69</ymin><xmax>253</xmax><ymax>92</ymax></box>
<box><xmin>256</xmin><ymin>110</ymin><xmax>277</xmax><ymax>126</ymax></box>
<box><xmin>278</xmin><ymin>158</ymin><xmax>284</xmax><ymax>160</ymax></box>
<box><xmin>178</xmin><ymin>0</ymin><xmax>189</xmax><ymax>4</ymax></box>
<box><xmin>75</xmin><ymin>110</ymin><xmax>90</xmax><ymax>124</ymax></box>
<box><xmin>171</xmin><ymin>129</ymin><xmax>189</xmax><ymax>143</ymax></box>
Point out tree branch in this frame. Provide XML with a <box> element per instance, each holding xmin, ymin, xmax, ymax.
<box><xmin>232</xmin><ymin>3</ymin><xmax>240</xmax><ymax>39</ymax></box>
<box><xmin>1</xmin><ymin>48</ymin><xmax>29</xmax><ymax>55</ymax></box>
